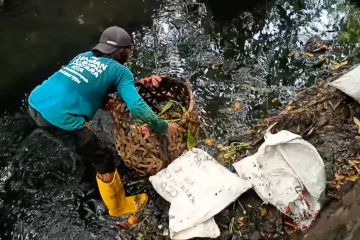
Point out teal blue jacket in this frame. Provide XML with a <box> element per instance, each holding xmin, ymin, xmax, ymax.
<box><xmin>28</xmin><ymin>51</ymin><xmax>168</xmax><ymax>134</ymax></box>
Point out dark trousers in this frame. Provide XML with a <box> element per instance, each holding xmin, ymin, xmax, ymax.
<box><xmin>28</xmin><ymin>106</ymin><xmax>115</xmax><ymax>175</ymax></box>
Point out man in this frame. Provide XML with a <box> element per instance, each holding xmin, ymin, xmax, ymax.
<box><xmin>28</xmin><ymin>26</ymin><xmax>179</xmax><ymax>217</ymax></box>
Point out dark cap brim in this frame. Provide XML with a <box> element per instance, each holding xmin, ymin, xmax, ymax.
<box><xmin>93</xmin><ymin>42</ymin><xmax>118</xmax><ymax>54</ymax></box>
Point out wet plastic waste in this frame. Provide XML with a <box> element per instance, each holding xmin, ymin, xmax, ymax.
<box><xmin>233</xmin><ymin>130</ymin><xmax>326</xmax><ymax>230</ymax></box>
<box><xmin>330</xmin><ymin>64</ymin><xmax>360</xmax><ymax>103</ymax></box>
<box><xmin>149</xmin><ymin>148</ymin><xmax>251</xmax><ymax>239</ymax></box>
<box><xmin>150</xmin><ymin>131</ymin><xmax>326</xmax><ymax>238</ymax></box>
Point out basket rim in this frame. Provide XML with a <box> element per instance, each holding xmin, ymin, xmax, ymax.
<box><xmin>135</xmin><ymin>76</ymin><xmax>195</xmax><ymax>113</ymax></box>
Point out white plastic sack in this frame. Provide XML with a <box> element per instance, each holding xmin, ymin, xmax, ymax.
<box><xmin>149</xmin><ymin>148</ymin><xmax>251</xmax><ymax>239</ymax></box>
<box><xmin>329</xmin><ymin>64</ymin><xmax>360</xmax><ymax>103</ymax></box>
<box><xmin>233</xmin><ymin>130</ymin><xmax>326</xmax><ymax>229</ymax></box>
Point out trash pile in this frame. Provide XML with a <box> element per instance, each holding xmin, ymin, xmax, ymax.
<box><xmin>84</xmin><ymin>39</ymin><xmax>360</xmax><ymax>239</ymax></box>
<box><xmin>150</xmin><ymin>148</ymin><xmax>250</xmax><ymax>239</ymax></box>
<box><xmin>208</xmin><ymin>65</ymin><xmax>360</xmax><ymax>238</ymax></box>
<box><xmin>149</xmin><ymin>129</ymin><xmax>326</xmax><ymax>239</ymax></box>
<box><xmin>241</xmin><ymin>66</ymin><xmax>360</xmax><ymax>200</ymax></box>
<box><xmin>233</xmin><ymin>130</ymin><xmax>326</xmax><ymax>231</ymax></box>
<box><xmin>143</xmin><ymin>64</ymin><xmax>360</xmax><ymax>239</ymax></box>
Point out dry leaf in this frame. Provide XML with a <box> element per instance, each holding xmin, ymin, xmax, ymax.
<box><xmin>281</xmin><ymin>105</ymin><xmax>294</xmax><ymax>114</ymax></box>
<box><xmin>127</xmin><ymin>215</ymin><xmax>139</xmax><ymax>225</ymax></box>
<box><xmin>345</xmin><ymin>175</ymin><xmax>359</xmax><ymax>182</ymax></box>
<box><xmin>332</xmin><ymin>60</ymin><xmax>348</xmax><ymax>70</ymax></box>
<box><xmin>182</xmin><ymin>111</ymin><xmax>190</xmax><ymax>120</ymax></box>
<box><xmin>353</xmin><ymin>117</ymin><xmax>360</xmax><ymax>134</ymax></box>
<box><xmin>305</xmin><ymin>52</ymin><xmax>314</xmax><ymax>58</ymax></box>
<box><xmin>335</xmin><ymin>173</ymin><xmax>345</xmax><ymax>181</ymax></box>
<box><xmin>205</xmin><ymin>138</ymin><xmax>216</xmax><ymax>146</ymax></box>
<box><xmin>216</xmin><ymin>144</ymin><xmax>224</xmax><ymax>150</ymax></box>
<box><xmin>260</xmin><ymin>207</ymin><xmax>268</xmax><ymax>217</ymax></box>
<box><xmin>313</xmin><ymin>55</ymin><xmax>327</xmax><ymax>67</ymax></box>
<box><xmin>238</xmin><ymin>217</ymin><xmax>246</xmax><ymax>227</ymax></box>
<box><xmin>298</xmin><ymin>91</ymin><xmax>306</xmax><ymax>97</ymax></box>
<box><xmin>271</xmin><ymin>98</ymin><xmax>282</xmax><ymax>106</ymax></box>
<box><xmin>349</xmin><ymin>160</ymin><xmax>360</xmax><ymax>173</ymax></box>
<box><xmin>233</xmin><ymin>102</ymin><xmax>242</xmax><ymax>110</ymax></box>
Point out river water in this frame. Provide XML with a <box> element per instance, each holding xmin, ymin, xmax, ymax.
<box><xmin>0</xmin><ymin>0</ymin><xmax>358</xmax><ymax>239</ymax></box>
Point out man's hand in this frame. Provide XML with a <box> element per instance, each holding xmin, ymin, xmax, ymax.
<box><xmin>138</xmin><ymin>75</ymin><xmax>162</xmax><ymax>88</ymax></box>
<box><xmin>139</xmin><ymin>124</ymin><xmax>152</xmax><ymax>139</ymax></box>
<box><xmin>166</xmin><ymin>123</ymin><xmax>185</xmax><ymax>142</ymax></box>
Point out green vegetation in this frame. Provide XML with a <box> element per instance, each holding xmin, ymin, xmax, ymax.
<box><xmin>339</xmin><ymin>6</ymin><xmax>360</xmax><ymax>58</ymax></box>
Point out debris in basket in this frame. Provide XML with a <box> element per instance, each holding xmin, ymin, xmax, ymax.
<box><xmin>156</xmin><ymin>99</ymin><xmax>198</xmax><ymax>150</ymax></box>
<box><xmin>158</xmin><ymin>100</ymin><xmax>187</xmax><ymax>121</ymax></box>
<box><xmin>108</xmin><ymin>77</ymin><xmax>200</xmax><ymax>176</ymax></box>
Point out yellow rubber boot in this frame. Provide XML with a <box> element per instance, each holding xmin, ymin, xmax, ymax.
<box><xmin>96</xmin><ymin>170</ymin><xmax>149</xmax><ymax>217</ymax></box>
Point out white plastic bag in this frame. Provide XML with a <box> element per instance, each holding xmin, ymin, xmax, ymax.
<box><xmin>233</xmin><ymin>130</ymin><xmax>326</xmax><ymax>229</ymax></box>
<box><xmin>329</xmin><ymin>64</ymin><xmax>360</xmax><ymax>103</ymax></box>
<box><xmin>149</xmin><ymin>148</ymin><xmax>251</xmax><ymax>239</ymax></box>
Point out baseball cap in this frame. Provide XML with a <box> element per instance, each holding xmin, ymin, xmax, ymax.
<box><xmin>93</xmin><ymin>26</ymin><xmax>133</xmax><ymax>54</ymax></box>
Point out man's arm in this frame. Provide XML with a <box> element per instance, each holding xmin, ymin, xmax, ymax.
<box><xmin>116</xmin><ymin>68</ymin><xmax>168</xmax><ymax>134</ymax></box>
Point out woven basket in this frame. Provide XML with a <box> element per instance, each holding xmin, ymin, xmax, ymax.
<box><xmin>108</xmin><ymin>77</ymin><xmax>200</xmax><ymax>176</ymax></box>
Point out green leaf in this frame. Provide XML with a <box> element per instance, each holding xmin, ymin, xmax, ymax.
<box><xmin>158</xmin><ymin>101</ymin><xmax>174</xmax><ymax>116</ymax></box>
<box><xmin>158</xmin><ymin>100</ymin><xmax>187</xmax><ymax>118</ymax></box>
<box><xmin>186</xmin><ymin>129</ymin><xmax>197</xmax><ymax>149</ymax></box>
<box><xmin>180</xmin><ymin>104</ymin><xmax>187</xmax><ymax>113</ymax></box>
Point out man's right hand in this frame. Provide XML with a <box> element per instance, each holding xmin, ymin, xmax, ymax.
<box><xmin>166</xmin><ymin>123</ymin><xmax>184</xmax><ymax>142</ymax></box>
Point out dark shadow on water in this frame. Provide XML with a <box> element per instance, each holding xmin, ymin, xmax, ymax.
<box><xmin>0</xmin><ymin>0</ymin><xmax>159</xmax><ymax>112</ymax></box>
<box><xmin>206</xmin><ymin>0</ymin><xmax>268</xmax><ymax>23</ymax></box>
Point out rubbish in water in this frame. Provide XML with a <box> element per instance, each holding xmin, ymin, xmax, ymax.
<box><xmin>233</xmin><ymin>129</ymin><xmax>326</xmax><ymax>231</ymax></box>
<box><xmin>217</xmin><ymin>141</ymin><xmax>252</xmax><ymax>164</ymax></box>
<box><xmin>149</xmin><ymin>148</ymin><xmax>251</xmax><ymax>239</ymax></box>
<box><xmin>127</xmin><ymin>215</ymin><xmax>139</xmax><ymax>225</ymax></box>
<box><xmin>330</xmin><ymin>64</ymin><xmax>360</xmax><ymax>103</ymax></box>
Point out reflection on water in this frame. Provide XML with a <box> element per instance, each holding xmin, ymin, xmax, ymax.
<box><xmin>132</xmin><ymin>0</ymin><xmax>350</xmax><ymax>140</ymax></box>
<box><xmin>0</xmin><ymin>0</ymin><xmax>359</xmax><ymax>239</ymax></box>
